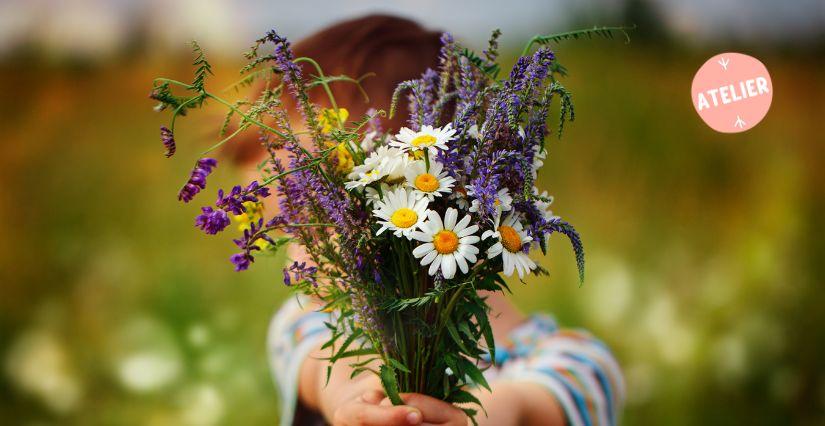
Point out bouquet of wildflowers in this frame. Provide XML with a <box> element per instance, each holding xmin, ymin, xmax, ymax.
<box><xmin>151</xmin><ymin>26</ymin><xmax>628</xmax><ymax>419</ymax></box>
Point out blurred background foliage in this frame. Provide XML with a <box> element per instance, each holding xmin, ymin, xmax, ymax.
<box><xmin>0</xmin><ymin>0</ymin><xmax>823</xmax><ymax>424</ymax></box>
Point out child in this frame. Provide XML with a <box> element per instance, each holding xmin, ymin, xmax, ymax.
<box><xmin>238</xmin><ymin>15</ymin><xmax>624</xmax><ymax>426</ymax></box>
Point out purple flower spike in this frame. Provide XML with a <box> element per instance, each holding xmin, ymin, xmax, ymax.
<box><xmin>178</xmin><ymin>158</ymin><xmax>217</xmax><ymax>203</ymax></box>
<box><xmin>160</xmin><ymin>126</ymin><xmax>175</xmax><ymax>158</ymax></box>
<box><xmin>216</xmin><ymin>180</ymin><xmax>271</xmax><ymax>215</ymax></box>
<box><xmin>194</xmin><ymin>206</ymin><xmax>230</xmax><ymax>234</ymax></box>
<box><xmin>230</xmin><ymin>252</ymin><xmax>253</xmax><ymax>271</ymax></box>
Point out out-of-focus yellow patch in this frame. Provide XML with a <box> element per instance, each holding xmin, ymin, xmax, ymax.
<box><xmin>319</xmin><ymin>108</ymin><xmax>349</xmax><ymax>133</ymax></box>
<box><xmin>334</xmin><ymin>143</ymin><xmax>354</xmax><ymax>174</ymax></box>
<box><xmin>233</xmin><ymin>201</ymin><xmax>270</xmax><ymax>250</ymax></box>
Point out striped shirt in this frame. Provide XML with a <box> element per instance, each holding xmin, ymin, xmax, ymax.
<box><xmin>268</xmin><ymin>296</ymin><xmax>624</xmax><ymax>426</ymax></box>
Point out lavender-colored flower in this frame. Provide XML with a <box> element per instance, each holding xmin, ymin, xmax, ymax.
<box><xmin>230</xmin><ymin>252</ymin><xmax>254</xmax><ymax>272</ymax></box>
<box><xmin>365</xmin><ymin>108</ymin><xmax>383</xmax><ymax>135</ymax></box>
<box><xmin>420</xmin><ymin>69</ymin><xmax>439</xmax><ymax>126</ymax></box>
<box><xmin>216</xmin><ymin>180</ymin><xmax>271</xmax><ymax>215</ymax></box>
<box><xmin>194</xmin><ymin>206</ymin><xmax>230</xmax><ymax>234</ymax></box>
<box><xmin>229</xmin><ymin>218</ymin><xmax>266</xmax><ymax>271</ymax></box>
<box><xmin>285</xmin><ymin>261</ymin><xmax>318</xmax><ymax>286</ymax></box>
<box><xmin>178</xmin><ymin>158</ymin><xmax>217</xmax><ymax>203</ymax></box>
<box><xmin>160</xmin><ymin>126</ymin><xmax>175</xmax><ymax>158</ymax></box>
<box><xmin>266</xmin><ymin>29</ymin><xmax>323</xmax><ymax>148</ymax></box>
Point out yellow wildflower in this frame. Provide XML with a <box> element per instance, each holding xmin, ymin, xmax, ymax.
<box><xmin>232</xmin><ymin>201</ymin><xmax>270</xmax><ymax>250</ymax></box>
<box><xmin>319</xmin><ymin>108</ymin><xmax>349</xmax><ymax>133</ymax></box>
<box><xmin>334</xmin><ymin>143</ymin><xmax>355</xmax><ymax>174</ymax></box>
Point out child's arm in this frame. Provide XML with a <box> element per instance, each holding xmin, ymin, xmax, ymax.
<box><xmin>491</xmin><ymin>324</ymin><xmax>625</xmax><ymax>426</ymax></box>
<box><xmin>269</xmin><ymin>297</ymin><xmax>467</xmax><ymax>425</ymax></box>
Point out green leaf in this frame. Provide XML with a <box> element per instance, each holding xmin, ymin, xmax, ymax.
<box><xmin>467</xmin><ymin>301</ymin><xmax>495</xmax><ymax>366</ymax></box>
<box><xmin>457</xmin><ymin>358</ymin><xmax>491</xmax><ymax>392</ymax></box>
<box><xmin>462</xmin><ymin>408</ymin><xmax>479</xmax><ymax>426</ymax></box>
<box><xmin>388</xmin><ymin>357</ymin><xmax>411</xmax><ymax>374</ymax></box>
<box><xmin>448</xmin><ymin>389</ymin><xmax>481</xmax><ymax>405</ymax></box>
<box><xmin>379</xmin><ymin>365</ymin><xmax>403</xmax><ymax>406</ymax></box>
<box><xmin>446</xmin><ymin>321</ymin><xmax>472</xmax><ymax>354</ymax></box>
<box><xmin>329</xmin><ymin>329</ymin><xmax>363</xmax><ymax>361</ymax></box>
<box><xmin>521</xmin><ymin>25</ymin><xmax>635</xmax><ymax>56</ymax></box>
<box><xmin>332</xmin><ymin>347</ymin><xmax>377</xmax><ymax>360</ymax></box>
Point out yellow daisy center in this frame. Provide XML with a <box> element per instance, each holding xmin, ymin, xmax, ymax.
<box><xmin>414</xmin><ymin>173</ymin><xmax>440</xmax><ymax>192</ymax></box>
<box><xmin>498</xmin><ymin>225</ymin><xmax>522</xmax><ymax>253</ymax></box>
<box><xmin>390</xmin><ymin>208</ymin><xmax>418</xmax><ymax>228</ymax></box>
<box><xmin>411</xmin><ymin>134</ymin><xmax>437</xmax><ymax>147</ymax></box>
<box><xmin>433</xmin><ymin>230</ymin><xmax>459</xmax><ymax>254</ymax></box>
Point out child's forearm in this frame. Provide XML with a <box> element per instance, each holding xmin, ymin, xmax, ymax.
<box><xmin>474</xmin><ymin>381</ymin><xmax>565</xmax><ymax>426</ymax></box>
<box><xmin>298</xmin><ymin>341</ymin><xmax>382</xmax><ymax>421</ymax></box>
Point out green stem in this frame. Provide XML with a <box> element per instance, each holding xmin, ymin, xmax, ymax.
<box><xmin>201</xmin><ymin>123</ymin><xmax>250</xmax><ymax>156</ymax></box>
<box><xmin>169</xmin><ymin>95</ymin><xmax>203</xmax><ymax>133</ymax></box>
<box><xmin>294</xmin><ymin>57</ymin><xmax>343</xmax><ymax>127</ymax></box>
<box><xmin>204</xmin><ymin>93</ymin><xmax>290</xmax><ymax>139</ymax></box>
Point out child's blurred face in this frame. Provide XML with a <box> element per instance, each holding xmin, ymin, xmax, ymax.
<box><xmin>242</xmin><ymin>110</ymin><xmax>310</xmax><ymax>214</ymax></box>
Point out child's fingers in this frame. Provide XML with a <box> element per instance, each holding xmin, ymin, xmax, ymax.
<box><xmin>334</xmin><ymin>400</ymin><xmax>423</xmax><ymax>426</ymax></box>
<box><xmin>360</xmin><ymin>390</ymin><xmax>386</xmax><ymax>405</ymax></box>
<box><xmin>380</xmin><ymin>394</ymin><xmax>467</xmax><ymax>425</ymax></box>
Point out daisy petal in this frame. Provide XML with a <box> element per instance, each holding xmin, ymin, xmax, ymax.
<box><xmin>444</xmin><ymin>208</ymin><xmax>457</xmax><ymax>230</ymax></box>
<box><xmin>412</xmin><ymin>242</ymin><xmax>434</xmax><ymax>257</ymax></box>
<box><xmin>455</xmin><ymin>254</ymin><xmax>469</xmax><ymax>274</ymax></box>
<box><xmin>421</xmin><ymin>249</ymin><xmax>438</xmax><ymax>266</ymax></box>
<box><xmin>441</xmin><ymin>254</ymin><xmax>456</xmax><ymax>279</ymax></box>
<box><xmin>428</xmin><ymin>254</ymin><xmax>442</xmax><ymax>275</ymax></box>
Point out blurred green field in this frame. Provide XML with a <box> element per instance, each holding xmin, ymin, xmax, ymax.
<box><xmin>0</xmin><ymin>42</ymin><xmax>823</xmax><ymax>425</ymax></box>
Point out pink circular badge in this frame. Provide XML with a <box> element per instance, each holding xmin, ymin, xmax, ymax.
<box><xmin>691</xmin><ymin>52</ymin><xmax>772</xmax><ymax>133</ymax></box>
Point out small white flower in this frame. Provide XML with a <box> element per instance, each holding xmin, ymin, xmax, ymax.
<box><xmin>391</xmin><ymin>124</ymin><xmax>456</xmax><ymax>155</ymax></box>
<box><xmin>467</xmin><ymin>124</ymin><xmax>481</xmax><ymax>140</ymax></box>
<box><xmin>450</xmin><ymin>185</ymin><xmax>471</xmax><ymax>210</ymax></box>
<box><xmin>531</xmin><ymin>144</ymin><xmax>546</xmax><ymax>179</ymax></box>
<box><xmin>345</xmin><ymin>168</ymin><xmax>384</xmax><ymax>190</ymax></box>
<box><xmin>411</xmin><ymin>208</ymin><xmax>480</xmax><ymax>279</ymax></box>
<box><xmin>469</xmin><ymin>187</ymin><xmax>513</xmax><ymax>214</ymax></box>
<box><xmin>346</xmin><ymin>146</ymin><xmax>409</xmax><ymax>189</ymax></box>
<box><xmin>360</xmin><ymin>130</ymin><xmax>379</xmax><ymax>153</ymax></box>
<box><xmin>482</xmin><ymin>212</ymin><xmax>536</xmax><ymax>278</ymax></box>
<box><xmin>532</xmin><ymin>188</ymin><xmax>555</xmax><ymax>220</ymax></box>
<box><xmin>364</xmin><ymin>183</ymin><xmax>392</xmax><ymax>206</ymax></box>
<box><xmin>404</xmin><ymin>158</ymin><xmax>455</xmax><ymax>201</ymax></box>
<box><xmin>373</xmin><ymin>187</ymin><xmax>430</xmax><ymax>238</ymax></box>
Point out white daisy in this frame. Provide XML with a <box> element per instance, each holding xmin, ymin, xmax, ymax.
<box><xmin>391</xmin><ymin>124</ymin><xmax>456</xmax><ymax>155</ymax></box>
<box><xmin>469</xmin><ymin>187</ymin><xmax>513</xmax><ymax>214</ymax></box>
<box><xmin>364</xmin><ymin>183</ymin><xmax>392</xmax><ymax>206</ymax></box>
<box><xmin>372</xmin><ymin>187</ymin><xmax>430</xmax><ymax>238</ymax></box>
<box><xmin>346</xmin><ymin>146</ymin><xmax>409</xmax><ymax>189</ymax></box>
<box><xmin>404</xmin><ymin>158</ymin><xmax>455</xmax><ymax>201</ymax></box>
<box><xmin>345</xmin><ymin>168</ymin><xmax>384</xmax><ymax>190</ymax></box>
<box><xmin>411</xmin><ymin>208</ymin><xmax>480</xmax><ymax>279</ymax></box>
<box><xmin>481</xmin><ymin>212</ymin><xmax>536</xmax><ymax>279</ymax></box>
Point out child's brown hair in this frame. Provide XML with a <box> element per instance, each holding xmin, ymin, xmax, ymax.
<box><xmin>231</xmin><ymin>14</ymin><xmax>443</xmax><ymax>164</ymax></box>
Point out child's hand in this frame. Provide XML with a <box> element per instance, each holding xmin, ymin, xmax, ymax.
<box><xmin>379</xmin><ymin>392</ymin><xmax>468</xmax><ymax>426</ymax></box>
<box><xmin>332</xmin><ymin>389</ymin><xmax>468</xmax><ymax>426</ymax></box>
<box><xmin>332</xmin><ymin>390</ymin><xmax>424</xmax><ymax>426</ymax></box>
